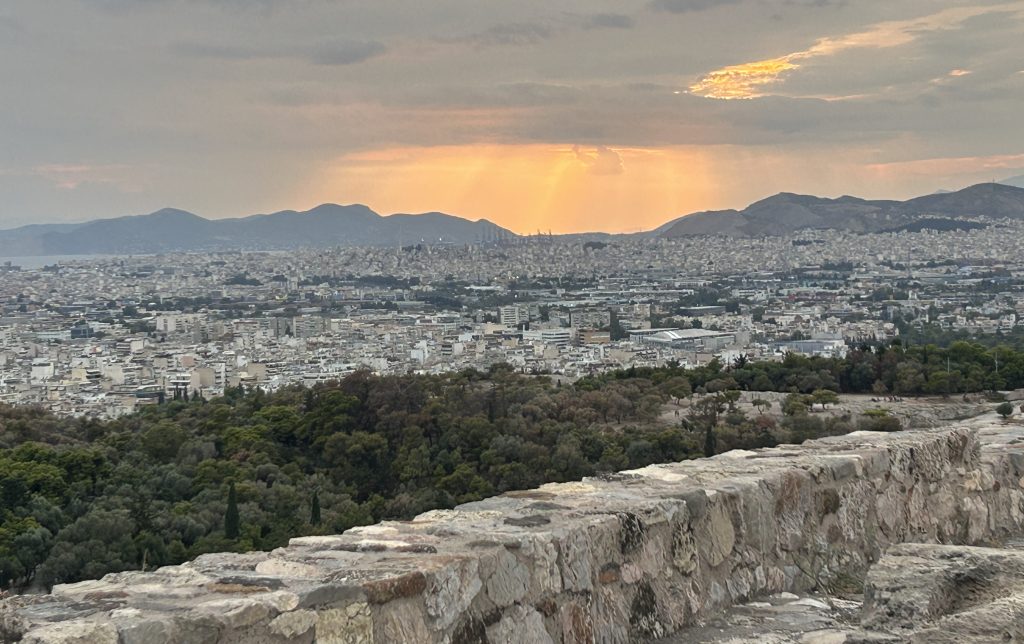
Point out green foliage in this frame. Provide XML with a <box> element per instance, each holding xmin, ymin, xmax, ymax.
<box><xmin>0</xmin><ymin>369</ymin><xmax>689</xmax><ymax>589</ymax></box>
<box><xmin>782</xmin><ymin>393</ymin><xmax>810</xmax><ymax>417</ymax></box>
<box><xmin>224</xmin><ymin>483</ymin><xmax>240</xmax><ymax>540</ymax></box>
<box><xmin>811</xmin><ymin>389</ymin><xmax>840</xmax><ymax>409</ymax></box>
<box><xmin>996</xmin><ymin>402</ymin><xmax>1015</xmax><ymax>419</ymax></box>
<box><xmin>310</xmin><ymin>490</ymin><xmax>321</xmax><ymax>526</ymax></box>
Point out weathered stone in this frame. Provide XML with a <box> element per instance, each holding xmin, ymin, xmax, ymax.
<box><xmin>560</xmin><ymin>598</ymin><xmax>594</xmax><ymax>644</ymax></box>
<box><xmin>617</xmin><ymin>513</ymin><xmax>646</xmax><ymax>554</ymax></box>
<box><xmin>697</xmin><ymin>495</ymin><xmax>735</xmax><ymax>568</ymax></box>
<box><xmin>671</xmin><ymin>525</ymin><xmax>698</xmax><ymax>574</ymax></box>
<box><xmin>425</xmin><ymin>558</ymin><xmax>482</xmax><ymax>630</ymax></box>
<box><xmin>598</xmin><ymin>563</ymin><xmax>621</xmax><ymax>584</ymax></box>
<box><xmin>504</xmin><ymin>515</ymin><xmax>551</xmax><ymax>527</ymax></box>
<box><xmin>486</xmin><ymin>605</ymin><xmax>554</xmax><ymax>644</ymax></box>
<box><xmin>857</xmin><ymin>543</ymin><xmax>1024</xmax><ymax>642</ymax></box>
<box><xmin>629</xmin><ymin>580</ymin><xmax>666</xmax><ymax>639</ymax></box>
<box><xmin>484</xmin><ymin>549</ymin><xmax>529</xmax><ymax>608</ymax></box>
<box><xmin>361</xmin><ymin>571</ymin><xmax>427</xmax><ymax>605</ymax></box>
<box><xmin>268</xmin><ymin>609</ymin><xmax>318</xmax><ymax>639</ymax></box>
<box><xmin>376</xmin><ymin>598</ymin><xmax>430</xmax><ymax>642</ymax></box>
<box><xmin>315</xmin><ymin>603</ymin><xmax>372</xmax><ymax>644</ymax></box>
<box><xmin>191</xmin><ymin>597</ymin><xmax>273</xmax><ymax>631</ymax></box>
<box><xmin>620</xmin><ymin>562</ymin><xmax>643</xmax><ymax>584</ymax></box>
<box><xmin>20</xmin><ymin>621</ymin><xmax>119</xmax><ymax>644</ymax></box>
<box><xmin>116</xmin><ymin>616</ymin><xmax>188</xmax><ymax>644</ymax></box>
<box><xmin>559</xmin><ymin>529</ymin><xmax>594</xmax><ymax>592</ymax></box>
<box><xmin>254</xmin><ymin>559</ymin><xmax>325</xmax><ymax>580</ymax></box>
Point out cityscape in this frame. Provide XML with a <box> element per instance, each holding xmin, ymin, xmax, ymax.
<box><xmin>1</xmin><ymin>211</ymin><xmax>1022</xmax><ymax>419</ymax></box>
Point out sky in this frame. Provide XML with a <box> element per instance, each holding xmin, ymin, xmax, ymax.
<box><xmin>1</xmin><ymin>0</ymin><xmax>1023</xmax><ymax>234</ymax></box>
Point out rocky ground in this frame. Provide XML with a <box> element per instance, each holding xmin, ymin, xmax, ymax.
<box><xmin>661</xmin><ymin>392</ymin><xmax>994</xmax><ymax>429</ymax></box>
<box><xmin>656</xmin><ymin>592</ymin><xmax>861</xmax><ymax>643</ymax></box>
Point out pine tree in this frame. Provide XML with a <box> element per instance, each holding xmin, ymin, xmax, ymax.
<box><xmin>310</xmin><ymin>490</ymin><xmax>321</xmax><ymax>526</ymax></box>
<box><xmin>703</xmin><ymin>425</ymin><xmax>717</xmax><ymax>458</ymax></box>
<box><xmin>224</xmin><ymin>483</ymin><xmax>240</xmax><ymax>539</ymax></box>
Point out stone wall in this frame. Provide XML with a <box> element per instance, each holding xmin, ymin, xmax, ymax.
<box><xmin>4</xmin><ymin>426</ymin><xmax>1024</xmax><ymax>643</ymax></box>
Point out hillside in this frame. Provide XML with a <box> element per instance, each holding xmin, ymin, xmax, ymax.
<box><xmin>659</xmin><ymin>182</ymin><xmax>1024</xmax><ymax>238</ymax></box>
<box><xmin>0</xmin><ymin>204</ymin><xmax>514</xmax><ymax>255</ymax></box>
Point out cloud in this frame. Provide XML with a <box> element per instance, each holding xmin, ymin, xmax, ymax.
<box><xmin>583</xmin><ymin>13</ymin><xmax>635</xmax><ymax>29</ymax></box>
<box><xmin>866</xmin><ymin>153</ymin><xmax>1024</xmax><ymax>178</ymax></box>
<box><xmin>28</xmin><ymin>164</ymin><xmax>143</xmax><ymax>192</ymax></box>
<box><xmin>573</xmin><ymin>145</ymin><xmax>624</xmax><ymax>175</ymax></box>
<box><xmin>170</xmin><ymin>41</ymin><xmax>268</xmax><ymax>60</ymax></box>
<box><xmin>448</xmin><ymin>13</ymin><xmax>635</xmax><ymax>49</ymax></box>
<box><xmin>689</xmin><ymin>3</ymin><xmax>1024</xmax><ymax>99</ymax></box>
<box><xmin>649</xmin><ymin>0</ymin><xmax>741</xmax><ymax>14</ymax></box>
<box><xmin>455</xmin><ymin>22</ymin><xmax>553</xmax><ymax>47</ymax></box>
<box><xmin>171</xmin><ymin>39</ymin><xmax>386</xmax><ymax>66</ymax></box>
<box><xmin>308</xmin><ymin>40</ymin><xmax>386</xmax><ymax>66</ymax></box>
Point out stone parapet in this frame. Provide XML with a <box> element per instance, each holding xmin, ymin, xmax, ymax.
<box><xmin>3</xmin><ymin>425</ymin><xmax>1024</xmax><ymax>643</ymax></box>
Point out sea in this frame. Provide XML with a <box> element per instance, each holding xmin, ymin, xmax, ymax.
<box><xmin>0</xmin><ymin>254</ymin><xmax>121</xmax><ymax>269</ymax></box>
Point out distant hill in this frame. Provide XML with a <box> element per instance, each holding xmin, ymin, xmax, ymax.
<box><xmin>659</xmin><ymin>183</ymin><xmax>1024</xmax><ymax>238</ymax></box>
<box><xmin>0</xmin><ymin>205</ymin><xmax>515</xmax><ymax>255</ymax></box>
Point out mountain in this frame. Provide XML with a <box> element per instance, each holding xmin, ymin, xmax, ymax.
<box><xmin>659</xmin><ymin>182</ymin><xmax>1024</xmax><ymax>238</ymax></box>
<box><xmin>0</xmin><ymin>205</ymin><xmax>515</xmax><ymax>256</ymax></box>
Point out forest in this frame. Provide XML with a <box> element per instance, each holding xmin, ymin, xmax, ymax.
<box><xmin>1</xmin><ymin>337</ymin><xmax>1016</xmax><ymax>591</ymax></box>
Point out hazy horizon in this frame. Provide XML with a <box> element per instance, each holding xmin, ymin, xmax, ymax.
<box><xmin>1</xmin><ymin>177</ymin><xmax>1023</xmax><ymax>237</ymax></box>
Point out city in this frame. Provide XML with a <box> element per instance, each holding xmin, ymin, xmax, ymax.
<box><xmin>1</xmin><ymin>220</ymin><xmax>1021</xmax><ymax>419</ymax></box>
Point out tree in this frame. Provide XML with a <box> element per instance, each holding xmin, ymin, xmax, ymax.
<box><xmin>224</xmin><ymin>483</ymin><xmax>240</xmax><ymax>540</ymax></box>
<box><xmin>782</xmin><ymin>393</ymin><xmax>809</xmax><ymax>416</ymax></box>
<box><xmin>996</xmin><ymin>402</ymin><xmax>1014</xmax><ymax>420</ymax></box>
<box><xmin>811</xmin><ymin>389</ymin><xmax>840</xmax><ymax>409</ymax></box>
<box><xmin>720</xmin><ymin>389</ymin><xmax>741</xmax><ymax>412</ymax></box>
<box><xmin>751</xmin><ymin>398</ymin><xmax>770</xmax><ymax>414</ymax></box>
<box><xmin>703</xmin><ymin>425</ymin><xmax>717</xmax><ymax>458</ymax></box>
<box><xmin>310</xmin><ymin>490</ymin><xmax>321</xmax><ymax>526</ymax></box>
<box><xmin>662</xmin><ymin>377</ymin><xmax>692</xmax><ymax>403</ymax></box>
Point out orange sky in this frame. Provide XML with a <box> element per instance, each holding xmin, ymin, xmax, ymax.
<box><xmin>298</xmin><ymin>145</ymin><xmax>718</xmax><ymax>233</ymax></box>
<box><xmin>290</xmin><ymin>143</ymin><xmax>1015</xmax><ymax>234</ymax></box>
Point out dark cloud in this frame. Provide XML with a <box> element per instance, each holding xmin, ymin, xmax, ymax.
<box><xmin>455</xmin><ymin>21</ymin><xmax>553</xmax><ymax>47</ymax></box>
<box><xmin>648</xmin><ymin>0</ymin><xmax>741</xmax><ymax>14</ymax></box>
<box><xmin>170</xmin><ymin>39</ymin><xmax>386</xmax><ymax>65</ymax></box>
<box><xmin>583</xmin><ymin>13</ymin><xmax>635</xmax><ymax>29</ymax></box>
<box><xmin>170</xmin><ymin>41</ymin><xmax>269</xmax><ymax>60</ymax></box>
<box><xmin>573</xmin><ymin>145</ymin><xmax>625</xmax><ymax>175</ymax></box>
<box><xmin>308</xmin><ymin>40</ymin><xmax>386</xmax><ymax>65</ymax></box>
<box><xmin>448</xmin><ymin>12</ymin><xmax>637</xmax><ymax>48</ymax></box>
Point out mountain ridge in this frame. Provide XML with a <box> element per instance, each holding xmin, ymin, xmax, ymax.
<box><xmin>0</xmin><ymin>204</ymin><xmax>514</xmax><ymax>256</ymax></box>
<box><xmin>658</xmin><ymin>182</ymin><xmax>1024</xmax><ymax>238</ymax></box>
<box><xmin>4</xmin><ymin>182</ymin><xmax>1024</xmax><ymax>254</ymax></box>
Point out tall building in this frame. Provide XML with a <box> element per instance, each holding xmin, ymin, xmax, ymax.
<box><xmin>499</xmin><ymin>305</ymin><xmax>527</xmax><ymax>327</ymax></box>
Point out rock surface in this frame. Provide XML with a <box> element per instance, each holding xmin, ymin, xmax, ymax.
<box><xmin>4</xmin><ymin>420</ymin><xmax>1024</xmax><ymax>643</ymax></box>
<box><xmin>857</xmin><ymin>542</ymin><xmax>1024</xmax><ymax>642</ymax></box>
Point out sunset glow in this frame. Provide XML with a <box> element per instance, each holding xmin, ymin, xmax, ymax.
<box><xmin>689</xmin><ymin>4</ymin><xmax>1023</xmax><ymax>100</ymax></box>
<box><xmin>300</xmin><ymin>145</ymin><xmax>719</xmax><ymax>234</ymax></box>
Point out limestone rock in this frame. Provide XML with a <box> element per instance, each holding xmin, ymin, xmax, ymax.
<box><xmin>315</xmin><ymin>603</ymin><xmax>372</xmax><ymax>644</ymax></box>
